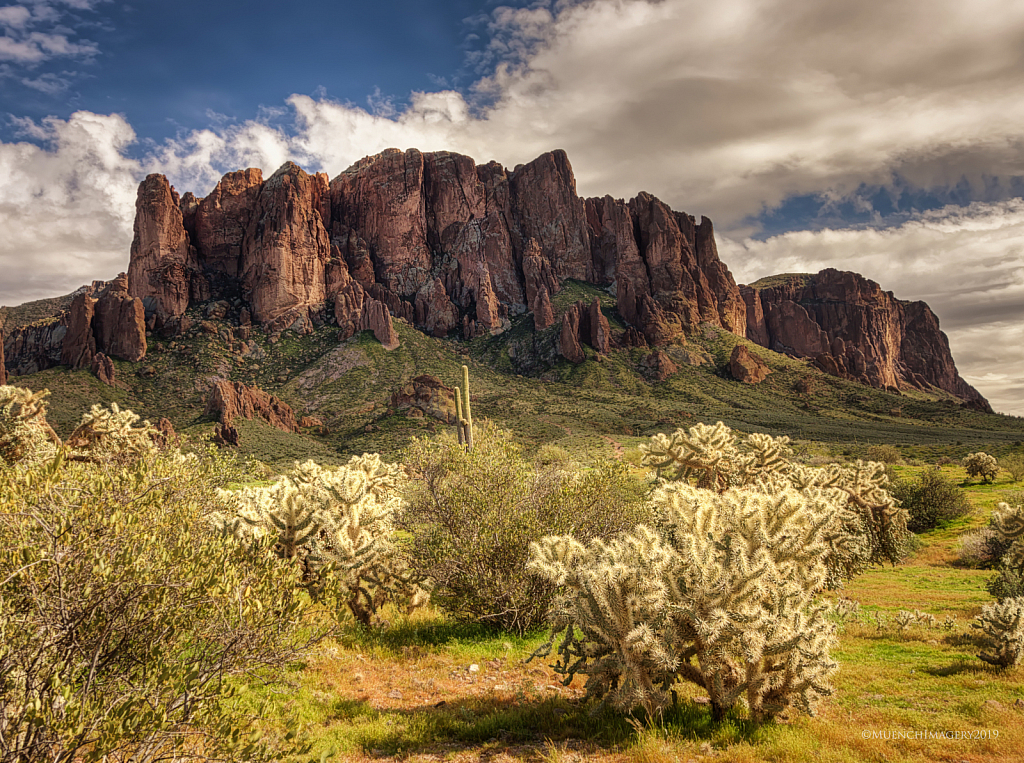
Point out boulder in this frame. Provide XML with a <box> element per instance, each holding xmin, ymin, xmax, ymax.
<box><xmin>640</xmin><ymin>349</ymin><xmax>680</xmax><ymax>381</ymax></box>
<box><xmin>204</xmin><ymin>380</ymin><xmax>299</xmax><ymax>433</ymax></box>
<box><xmin>389</xmin><ymin>375</ymin><xmax>458</xmax><ymax>423</ymax></box>
<box><xmin>729</xmin><ymin>344</ymin><xmax>770</xmax><ymax>384</ymax></box>
<box><xmin>90</xmin><ymin>352</ymin><xmax>117</xmax><ymax>387</ymax></box>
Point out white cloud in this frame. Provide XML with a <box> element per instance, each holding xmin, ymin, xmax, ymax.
<box><xmin>0</xmin><ymin>111</ymin><xmax>140</xmax><ymax>305</ymax></box>
<box><xmin>0</xmin><ymin>1</ymin><xmax>99</xmax><ymax>64</ymax></box>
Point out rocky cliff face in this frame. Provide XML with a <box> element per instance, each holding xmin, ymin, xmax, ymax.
<box><xmin>124</xmin><ymin>148</ymin><xmax>745</xmax><ymax>353</ymax></box>
<box><xmin>742</xmin><ymin>269</ymin><xmax>989</xmax><ymax>409</ymax></box>
<box><xmin>2</xmin><ymin>147</ymin><xmax>981</xmax><ymax>411</ymax></box>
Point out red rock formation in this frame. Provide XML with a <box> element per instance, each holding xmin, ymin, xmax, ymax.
<box><xmin>533</xmin><ymin>286</ymin><xmax>555</xmax><ymax>330</ymax></box>
<box><xmin>330</xmin><ymin>149</ymin><xmax>432</xmax><ymax>297</ymax></box>
<box><xmin>559</xmin><ymin>299</ymin><xmax>611</xmax><ymax>363</ymax></box>
<box><xmin>361</xmin><ymin>298</ymin><xmax>399</xmax><ymax>350</ymax></box>
<box><xmin>510</xmin><ymin>150</ymin><xmax>592</xmax><ymax>283</ymax></box>
<box><xmin>588</xmin><ymin>297</ymin><xmax>611</xmax><ymax>355</ymax></box>
<box><xmin>729</xmin><ymin>344</ymin><xmax>770</xmax><ymax>384</ymax></box>
<box><xmin>154</xmin><ymin>417</ymin><xmax>178</xmax><ymax>448</ymax></box>
<box><xmin>0</xmin><ymin>330</ymin><xmax>6</xmax><ymax>385</ymax></box>
<box><xmin>621</xmin><ymin>326</ymin><xmax>648</xmax><ymax>348</ymax></box>
<box><xmin>92</xmin><ymin>276</ymin><xmax>146</xmax><ymax>362</ymax></box>
<box><xmin>241</xmin><ymin>163</ymin><xmax>330</xmax><ymax>330</ymax></box>
<box><xmin>389</xmin><ymin>375</ymin><xmax>458</xmax><ymax>423</ymax></box>
<box><xmin>204</xmin><ymin>380</ymin><xmax>299</xmax><ymax>433</ymax></box>
<box><xmin>743</xmin><ymin>269</ymin><xmax>989</xmax><ymax>408</ymax></box>
<box><xmin>414</xmin><ymin>278</ymin><xmax>459</xmax><ymax>337</ymax></box>
<box><xmin>640</xmin><ymin>349</ymin><xmax>679</xmax><ymax>381</ymax></box>
<box><xmin>213</xmin><ymin>422</ymin><xmax>240</xmax><ymax>447</ymax></box>
<box><xmin>90</xmin><ymin>352</ymin><xmax>117</xmax><ymax>387</ymax></box>
<box><xmin>196</xmin><ymin>168</ymin><xmax>263</xmax><ymax>280</ymax></box>
<box><xmin>559</xmin><ymin>305</ymin><xmax>585</xmax><ymax>364</ymax></box>
<box><xmin>332</xmin><ymin>281</ymin><xmax>399</xmax><ymax>350</ymax></box>
<box><xmin>4</xmin><ymin>315</ymin><xmax>69</xmax><ymax>375</ymax></box>
<box><xmin>127</xmin><ymin>174</ymin><xmax>200</xmax><ymax>328</ymax></box>
<box><xmin>61</xmin><ymin>292</ymin><xmax>97</xmax><ymax>369</ymax></box>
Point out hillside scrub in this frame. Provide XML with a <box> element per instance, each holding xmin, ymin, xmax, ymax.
<box><xmin>528</xmin><ymin>422</ymin><xmax>909</xmax><ymax>722</ymax></box>
<box><xmin>0</xmin><ymin>391</ymin><xmax>326</xmax><ymax>762</ymax></box>
<box><xmin>401</xmin><ymin>422</ymin><xmax>653</xmax><ymax>635</ymax></box>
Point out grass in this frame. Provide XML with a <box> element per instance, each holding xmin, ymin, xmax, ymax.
<box><xmin>221</xmin><ymin>473</ymin><xmax>1024</xmax><ymax>762</ymax></box>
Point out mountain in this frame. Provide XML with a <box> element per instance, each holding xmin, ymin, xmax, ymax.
<box><xmin>1</xmin><ymin>147</ymin><xmax>989</xmax><ymax>421</ymax></box>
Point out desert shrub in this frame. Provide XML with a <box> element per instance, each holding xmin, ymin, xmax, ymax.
<box><xmin>972</xmin><ymin>597</ymin><xmax>1024</xmax><ymax>667</ymax></box>
<box><xmin>935</xmin><ymin>455</ymin><xmax>956</xmax><ymax>467</ymax></box>
<box><xmin>212</xmin><ymin>455</ymin><xmax>427</xmax><ymax>626</ymax></box>
<box><xmin>867</xmin><ymin>444</ymin><xmax>902</xmax><ymax>464</ymax></box>
<box><xmin>401</xmin><ymin>423</ymin><xmax>652</xmax><ymax>635</ymax></box>
<box><xmin>958</xmin><ymin>526</ymin><xmax>1012</xmax><ymax>568</ymax></box>
<box><xmin>986</xmin><ymin>568</ymin><xmax>1024</xmax><ymax>600</ymax></box>
<box><xmin>889</xmin><ymin>469</ymin><xmax>972</xmax><ymax>532</ymax></box>
<box><xmin>0</xmin><ymin>385</ymin><xmax>59</xmax><ymax>466</ymax></box>
<box><xmin>1001</xmin><ymin>454</ymin><xmax>1024</xmax><ymax>482</ymax></box>
<box><xmin>963</xmin><ymin>452</ymin><xmax>998</xmax><ymax>483</ymax></box>
<box><xmin>534</xmin><ymin>443</ymin><xmax>574</xmax><ymax>468</ymax></box>
<box><xmin>0</xmin><ymin>442</ymin><xmax>323</xmax><ymax>762</ymax></box>
<box><xmin>530</xmin><ymin>481</ymin><xmax>838</xmax><ymax>721</ymax></box>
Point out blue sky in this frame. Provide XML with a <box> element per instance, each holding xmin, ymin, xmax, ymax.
<box><xmin>0</xmin><ymin>0</ymin><xmax>495</xmax><ymax>146</ymax></box>
<box><xmin>2</xmin><ymin>0</ymin><xmax>1024</xmax><ymax>413</ymax></box>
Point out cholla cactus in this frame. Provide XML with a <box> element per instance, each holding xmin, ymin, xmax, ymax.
<box><xmin>530</xmin><ymin>482</ymin><xmax>838</xmax><ymax>721</ymax></box>
<box><xmin>964</xmin><ymin>452</ymin><xmax>998</xmax><ymax>484</ymax></box>
<box><xmin>641</xmin><ymin>421</ymin><xmax>740</xmax><ymax>489</ymax></box>
<box><xmin>0</xmin><ymin>386</ymin><xmax>59</xmax><ymax>466</ymax></box>
<box><xmin>914</xmin><ymin>610</ymin><xmax>937</xmax><ymax>628</ymax></box>
<box><xmin>972</xmin><ymin>597</ymin><xmax>1024</xmax><ymax>667</ymax></box>
<box><xmin>832</xmin><ymin>597</ymin><xmax>861</xmax><ymax>624</ymax></box>
<box><xmin>64</xmin><ymin>403</ymin><xmax>156</xmax><ymax>462</ymax></box>
<box><xmin>895</xmin><ymin>610</ymin><xmax>916</xmax><ymax>631</ymax></box>
<box><xmin>642</xmin><ymin>422</ymin><xmax>908</xmax><ymax>586</ymax></box>
<box><xmin>990</xmin><ymin>502</ymin><xmax>1024</xmax><ymax>571</ymax></box>
<box><xmin>942</xmin><ymin>614</ymin><xmax>957</xmax><ymax>631</ymax></box>
<box><xmin>214</xmin><ymin>455</ymin><xmax>428</xmax><ymax>625</ymax></box>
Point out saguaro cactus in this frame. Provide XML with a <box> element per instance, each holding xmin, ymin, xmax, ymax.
<box><xmin>455</xmin><ymin>364</ymin><xmax>474</xmax><ymax>450</ymax></box>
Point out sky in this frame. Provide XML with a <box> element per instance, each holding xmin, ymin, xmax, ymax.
<box><xmin>1</xmin><ymin>0</ymin><xmax>1024</xmax><ymax>414</ymax></box>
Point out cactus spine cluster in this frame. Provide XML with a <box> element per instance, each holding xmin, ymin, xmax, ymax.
<box><xmin>455</xmin><ymin>364</ymin><xmax>474</xmax><ymax>450</ymax></box>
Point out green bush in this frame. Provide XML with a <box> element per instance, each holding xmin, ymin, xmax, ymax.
<box><xmin>1000</xmin><ymin>454</ymin><xmax>1024</xmax><ymax>482</ymax></box>
<box><xmin>0</xmin><ymin>442</ymin><xmax>326</xmax><ymax>761</ymax></box>
<box><xmin>866</xmin><ymin>444</ymin><xmax>902</xmax><ymax>464</ymax></box>
<box><xmin>401</xmin><ymin>423</ymin><xmax>652</xmax><ymax>635</ymax></box>
<box><xmin>889</xmin><ymin>469</ymin><xmax>972</xmax><ymax>532</ymax></box>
